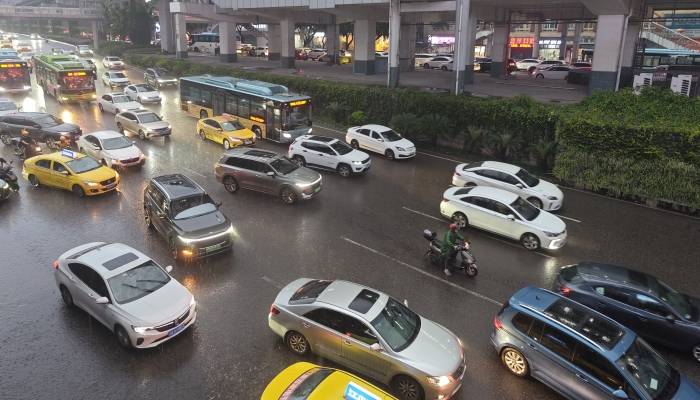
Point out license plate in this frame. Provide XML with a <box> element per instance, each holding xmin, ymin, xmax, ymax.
<box><xmin>168</xmin><ymin>324</ymin><xmax>185</xmax><ymax>337</ymax></box>
<box><xmin>104</xmin><ymin>183</ymin><xmax>116</xmax><ymax>190</ymax></box>
<box><xmin>204</xmin><ymin>243</ymin><xmax>222</xmax><ymax>253</ymax></box>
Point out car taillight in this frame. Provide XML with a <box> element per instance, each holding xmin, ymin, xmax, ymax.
<box><xmin>52</xmin><ymin>260</ymin><xmax>59</xmax><ymax>269</ymax></box>
<box><xmin>493</xmin><ymin>315</ymin><xmax>503</xmax><ymax>330</ymax></box>
<box><xmin>559</xmin><ymin>284</ymin><xmax>571</xmax><ymax>297</ymax></box>
<box><xmin>269</xmin><ymin>304</ymin><xmax>280</xmax><ymax>315</ymax></box>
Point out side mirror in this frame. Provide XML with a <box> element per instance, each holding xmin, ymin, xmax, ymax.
<box><xmin>60</xmin><ymin>170</ymin><xmax>69</xmax><ymax>176</ymax></box>
<box><xmin>266</xmin><ymin>171</ymin><xmax>275</xmax><ymax>177</ymax></box>
<box><xmin>165</xmin><ymin>265</ymin><xmax>173</xmax><ymax>273</ymax></box>
<box><xmin>612</xmin><ymin>389</ymin><xmax>629</xmax><ymax>399</ymax></box>
<box><xmin>665</xmin><ymin>314</ymin><xmax>676</xmax><ymax>323</ymax></box>
<box><xmin>403</xmin><ymin>299</ymin><xmax>409</xmax><ymax>307</ymax></box>
<box><xmin>377</xmin><ymin>138</ymin><xmax>384</xmax><ymax>142</ymax></box>
<box><xmin>95</xmin><ymin>296</ymin><xmax>109</xmax><ymax>304</ymax></box>
<box><xmin>507</xmin><ymin>214</ymin><xmax>515</xmax><ymax>221</ymax></box>
<box><xmin>516</xmin><ymin>183</ymin><xmax>524</xmax><ymax>189</ymax></box>
<box><xmin>370</xmin><ymin>343</ymin><xmax>383</xmax><ymax>352</ymax></box>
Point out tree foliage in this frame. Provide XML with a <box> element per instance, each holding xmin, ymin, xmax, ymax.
<box><xmin>102</xmin><ymin>0</ymin><xmax>154</xmax><ymax>45</ymax></box>
<box><xmin>295</xmin><ymin>24</ymin><xmax>320</xmax><ymax>47</ymax></box>
<box><xmin>339</xmin><ymin>22</ymin><xmax>353</xmax><ymax>50</ymax></box>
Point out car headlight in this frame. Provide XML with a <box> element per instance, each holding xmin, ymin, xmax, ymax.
<box><xmin>547</xmin><ymin>196</ymin><xmax>558</xmax><ymax>201</ymax></box>
<box><xmin>352</xmin><ymin>161</ymin><xmax>363</xmax><ymax>165</ymax></box>
<box><xmin>132</xmin><ymin>325</ymin><xmax>155</xmax><ymax>334</ymax></box>
<box><xmin>282</xmin><ymin>133</ymin><xmax>292</xmax><ymax>138</ymax></box>
<box><xmin>307</xmin><ymin>128</ymin><xmax>313</xmax><ymax>134</ymax></box>
<box><xmin>426</xmin><ymin>376</ymin><xmax>452</xmax><ymax>387</ymax></box>
<box><xmin>85</xmin><ymin>181</ymin><xmax>99</xmax><ymax>187</ymax></box>
<box><xmin>295</xmin><ymin>182</ymin><xmax>312</xmax><ymax>188</ymax></box>
<box><xmin>543</xmin><ymin>231</ymin><xmax>560</xmax><ymax>237</ymax></box>
<box><xmin>396</xmin><ymin>147</ymin><xmax>406</xmax><ymax>151</ymax></box>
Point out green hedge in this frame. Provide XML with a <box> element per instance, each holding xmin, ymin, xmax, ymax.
<box><xmin>97</xmin><ymin>42</ymin><xmax>159</xmax><ymax>57</ymax></box>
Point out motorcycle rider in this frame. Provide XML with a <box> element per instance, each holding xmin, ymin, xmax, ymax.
<box><xmin>442</xmin><ymin>223</ymin><xmax>466</xmax><ymax>276</ymax></box>
<box><xmin>18</xmin><ymin>128</ymin><xmax>39</xmax><ymax>159</ymax></box>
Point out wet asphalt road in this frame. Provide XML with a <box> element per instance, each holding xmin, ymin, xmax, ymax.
<box><xmin>1</xmin><ymin>36</ymin><xmax>700</xmax><ymax>400</ymax></box>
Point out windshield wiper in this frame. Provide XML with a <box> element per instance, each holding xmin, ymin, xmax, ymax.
<box><xmin>121</xmin><ymin>283</ymin><xmax>156</xmax><ymax>293</ymax></box>
<box><xmin>136</xmin><ymin>279</ymin><xmax>168</xmax><ymax>284</ymax></box>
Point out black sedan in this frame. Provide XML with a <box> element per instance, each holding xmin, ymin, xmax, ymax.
<box><xmin>0</xmin><ymin>112</ymin><xmax>81</xmax><ymax>148</ymax></box>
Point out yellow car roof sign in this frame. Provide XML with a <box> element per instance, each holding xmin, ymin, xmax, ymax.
<box><xmin>345</xmin><ymin>381</ymin><xmax>381</xmax><ymax>400</ymax></box>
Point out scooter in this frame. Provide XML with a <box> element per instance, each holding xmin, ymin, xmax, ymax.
<box><xmin>423</xmin><ymin>229</ymin><xmax>478</xmax><ymax>277</ymax></box>
<box><xmin>0</xmin><ymin>178</ymin><xmax>14</xmax><ymax>201</ymax></box>
<box><xmin>0</xmin><ymin>157</ymin><xmax>19</xmax><ymax>193</ymax></box>
<box><xmin>11</xmin><ymin>137</ymin><xmax>42</xmax><ymax>160</ymax></box>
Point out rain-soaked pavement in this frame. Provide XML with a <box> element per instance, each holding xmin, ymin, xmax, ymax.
<box><xmin>1</xmin><ymin>37</ymin><xmax>700</xmax><ymax>400</ymax></box>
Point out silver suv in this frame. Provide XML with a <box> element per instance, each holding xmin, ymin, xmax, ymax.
<box><xmin>214</xmin><ymin>148</ymin><xmax>322</xmax><ymax>205</ymax></box>
<box><xmin>115</xmin><ymin>109</ymin><xmax>172</xmax><ymax>140</ymax></box>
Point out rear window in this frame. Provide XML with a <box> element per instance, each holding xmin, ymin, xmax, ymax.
<box><xmin>349</xmin><ymin>289</ymin><xmax>380</xmax><ymax>313</ymax></box>
<box><xmin>544</xmin><ymin>299</ymin><xmax>624</xmax><ymax>349</ymax></box>
<box><xmin>290</xmin><ymin>280</ymin><xmax>332</xmax><ymax>303</ymax></box>
<box><xmin>559</xmin><ymin>265</ymin><xmax>580</xmax><ymax>283</ymax></box>
<box><xmin>454</xmin><ymin>187</ymin><xmax>474</xmax><ymax>196</ymax></box>
<box><xmin>462</xmin><ymin>161</ymin><xmax>483</xmax><ymax>171</ymax></box>
<box><xmin>279</xmin><ymin>368</ymin><xmax>333</xmax><ymax>400</ymax></box>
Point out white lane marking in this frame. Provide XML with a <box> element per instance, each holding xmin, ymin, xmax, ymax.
<box><xmin>261</xmin><ymin>276</ymin><xmax>283</xmax><ymax>289</ymax></box>
<box><xmin>402</xmin><ymin>206</ymin><xmax>443</xmax><ymax>222</ymax></box>
<box><xmin>183</xmin><ymin>167</ymin><xmax>207</xmax><ymax>178</ymax></box>
<box><xmin>341</xmin><ymin>236</ymin><xmax>502</xmax><ymax>306</ymax></box>
<box><xmin>557</xmin><ymin>215</ymin><xmax>582</xmax><ymax>223</ymax></box>
<box><xmin>416</xmin><ymin>151</ymin><xmax>462</xmax><ymax>163</ymax></box>
<box><xmin>314</xmin><ymin>124</ymin><xmax>345</xmax><ymax>135</ymax></box>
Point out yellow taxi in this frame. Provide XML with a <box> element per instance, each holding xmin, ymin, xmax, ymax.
<box><xmin>196</xmin><ymin>115</ymin><xmax>256</xmax><ymax>150</ymax></box>
<box><xmin>261</xmin><ymin>362</ymin><xmax>397</xmax><ymax>400</ymax></box>
<box><xmin>22</xmin><ymin>149</ymin><xmax>120</xmax><ymax>197</ymax></box>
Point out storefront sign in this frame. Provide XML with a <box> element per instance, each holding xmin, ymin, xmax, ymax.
<box><xmin>509</xmin><ymin>37</ymin><xmax>534</xmax><ymax>48</ymax></box>
<box><xmin>428</xmin><ymin>35</ymin><xmax>455</xmax><ymax>45</ymax></box>
<box><xmin>538</xmin><ymin>39</ymin><xmax>562</xmax><ymax>49</ymax></box>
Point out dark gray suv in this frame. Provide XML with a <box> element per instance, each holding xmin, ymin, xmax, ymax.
<box><xmin>214</xmin><ymin>148</ymin><xmax>322</xmax><ymax>205</ymax></box>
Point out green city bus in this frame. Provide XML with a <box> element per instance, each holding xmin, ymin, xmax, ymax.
<box><xmin>34</xmin><ymin>54</ymin><xmax>96</xmax><ymax>103</ymax></box>
<box><xmin>180</xmin><ymin>75</ymin><xmax>312</xmax><ymax>143</ymax></box>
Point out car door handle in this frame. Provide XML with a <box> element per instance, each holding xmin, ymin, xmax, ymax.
<box><xmin>575</xmin><ymin>374</ymin><xmax>589</xmax><ymax>383</ymax></box>
<box><xmin>302</xmin><ymin>150</ymin><xmax>307</xmax><ymax>152</ymax></box>
<box><xmin>317</xmin><ymin>153</ymin><xmax>323</xmax><ymax>156</ymax></box>
<box><xmin>343</xmin><ymin>339</ymin><xmax>352</xmax><ymax>345</ymax></box>
<box><xmin>301</xmin><ymin>322</ymin><xmax>310</xmax><ymax>328</ymax></box>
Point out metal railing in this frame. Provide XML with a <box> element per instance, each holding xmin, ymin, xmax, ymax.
<box><xmin>642</xmin><ymin>21</ymin><xmax>700</xmax><ymax>51</ymax></box>
<box><xmin>0</xmin><ymin>5</ymin><xmax>100</xmax><ymax>17</ymax></box>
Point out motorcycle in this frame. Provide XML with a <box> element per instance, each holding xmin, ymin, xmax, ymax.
<box><xmin>0</xmin><ymin>157</ymin><xmax>19</xmax><ymax>193</ymax></box>
<box><xmin>423</xmin><ymin>229</ymin><xmax>478</xmax><ymax>277</ymax></box>
<box><xmin>11</xmin><ymin>137</ymin><xmax>42</xmax><ymax>160</ymax></box>
<box><xmin>0</xmin><ymin>178</ymin><xmax>13</xmax><ymax>201</ymax></box>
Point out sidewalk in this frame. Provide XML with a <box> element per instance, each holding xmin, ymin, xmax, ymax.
<box><xmin>178</xmin><ymin>53</ymin><xmax>588</xmax><ymax>104</ymax></box>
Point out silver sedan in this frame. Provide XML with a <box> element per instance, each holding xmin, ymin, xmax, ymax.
<box><xmin>54</xmin><ymin>242</ymin><xmax>196</xmax><ymax>349</ymax></box>
<box><xmin>268</xmin><ymin>278</ymin><xmax>466</xmax><ymax>400</ymax></box>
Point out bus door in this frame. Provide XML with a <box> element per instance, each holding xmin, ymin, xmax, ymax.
<box><xmin>212</xmin><ymin>93</ymin><xmax>225</xmax><ymax>116</ymax></box>
<box><xmin>267</xmin><ymin>107</ymin><xmax>281</xmax><ymax>142</ymax></box>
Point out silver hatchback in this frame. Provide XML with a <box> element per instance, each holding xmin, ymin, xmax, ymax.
<box><xmin>115</xmin><ymin>109</ymin><xmax>172</xmax><ymax>140</ymax></box>
<box><xmin>268</xmin><ymin>279</ymin><xmax>465</xmax><ymax>400</ymax></box>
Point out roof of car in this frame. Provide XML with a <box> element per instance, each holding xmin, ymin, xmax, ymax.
<box><xmin>133</xmin><ymin>109</ymin><xmax>156</xmax><ymax>115</ymax></box>
<box><xmin>302</xmin><ymin>135</ymin><xmax>337</xmax><ymax>144</ymax></box>
<box><xmin>207</xmin><ymin>115</ymin><xmax>240</xmax><ymax>123</ymax></box>
<box><xmin>449</xmin><ymin>185</ymin><xmax>519</xmax><ymax>203</ymax></box>
<box><xmin>64</xmin><ymin>242</ymin><xmax>151</xmax><ymax>279</ymax></box>
<box><xmin>224</xmin><ymin>147</ymin><xmax>280</xmax><ymax>162</ymax></box>
<box><xmin>477</xmin><ymin>161</ymin><xmax>521</xmax><ymax>174</ymax></box>
<box><xmin>562</xmin><ymin>262</ymin><xmax>657</xmax><ymax>291</ymax></box>
<box><xmin>152</xmin><ymin>174</ymin><xmax>204</xmax><ymax>199</ymax></box>
<box><xmin>30</xmin><ymin>150</ymin><xmax>88</xmax><ymax>164</ymax></box>
<box><xmin>359</xmin><ymin>124</ymin><xmax>391</xmax><ymax>132</ymax></box>
<box><xmin>3</xmin><ymin>111</ymin><xmax>50</xmax><ymax>120</ymax></box>
<box><xmin>86</xmin><ymin>130</ymin><xmax>124</xmax><ymax>140</ymax></box>
<box><xmin>316</xmin><ymin>280</ymin><xmax>386</xmax><ymax>320</ymax></box>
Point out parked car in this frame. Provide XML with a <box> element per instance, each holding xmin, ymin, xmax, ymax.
<box><xmin>440</xmin><ymin>186</ymin><xmax>567</xmax><ymax>250</ymax></box>
<box><xmin>214</xmin><ymin>148</ymin><xmax>322</xmax><ymax>205</ymax></box>
<box><xmin>570</xmin><ymin>62</ymin><xmax>592</xmax><ymax>69</ymax></box>
<box><xmin>452</xmin><ymin>161</ymin><xmax>563</xmax><ymax>211</ymax></box>
<box><xmin>306</xmin><ymin>48</ymin><xmax>327</xmax><ymax>60</ymax></box>
<box><xmin>0</xmin><ymin>97</ymin><xmax>19</xmax><ymax>115</ymax></box>
<box><xmin>101</xmin><ymin>71</ymin><xmax>130</xmax><ymax>88</ymax></box>
<box><xmin>196</xmin><ymin>115</ymin><xmax>255</xmax><ymax>149</ymax></box>
<box><xmin>77</xmin><ymin>130</ymin><xmax>144</xmax><ymax>168</ymax></box>
<box><xmin>268</xmin><ymin>278</ymin><xmax>466</xmax><ymax>400</ymax></box>
<box><xmin>144</xmin><ymin>67</ymin><xmax>178</xmax><ymax>89</ymax></box>
<box><xmin>567</xmin><ymin>68</ymin><xmax>591</xmax><ymax>85</ymax></box>
<box><xmin>492</xmin><ymin>286</ymin><xmax>700</xmax><ymax>400</ymax></box>
<box><xmin>529</xmin><ymin>59</ymin><xmax>566</xmax><ymax>74</ymax></box>
<box><xmin>534</xmin><ymin>65</ymin><xmax>571</xmax><ymax>79</ymax></box>
<box><xmin>124</xmin><ymin>83</ymin><xmax>162</xmax><ymax>103</ymax></box>
<box><xmin>421</xmin><ymin>56</ymin><xmax>453</xmax><ymax>70</ymax></box>
<box><xmin>250</xmin><ymin>46</ymin><xmax>268</xmax><ymax>57</ymax></box>
<box><xmin>474</xmin><ymin>57</ymin><xmax>492</xmax><ymax>73</ymax></box>
<box><xmin>346</xmin><ymin>124</ymin><xmax>415</xmax><ymax>160</ymax></box>
<box><xmin>76</xmin><ymin>44</ymin><xmax>93</xmax><ymax>57</ymax></box>
<box><xmin>98</xmin><ymin>93</ymin><xmax>142</xmax><ymax>114</ymax></box>
<box><xmin>144</xmin><ymin>174</ymin><xmax>234</xmax><ymax>260</ymax></box>
<box><xmin>80</xmin><ymin>58</ymin><xmax>96</xmax><ymax>75</ymax></box>
<box><xmin>115</xmin><ymin>109</ymin><xmax>171</xmax><ymax>140</ymax></box>
<box><xmin>414</xmin><ymin>53</ymin><xmax>436</xmax><ymax>68</ymax></box>
<box><xmin>102</xmin><ymin>56</ymin><xmax>125</xmax><ymax>69</ymax></box>
<box><xmin>515</xmin><ymin>58</ymin><xmax>540</xmax><ymax>71</ymax></box>
<box><xmin>288</xmin><ymin>135</ymin><xmax>371</xmax><ymax>177</ymax></box>
<box><xmin>554</xmin><ymin>262</ymin><xmax>700</xmax><ymax>363</ymax></box>
<box><xmin>0</xmin><ymin>112</ymin><xmax>81</xmax><ymax>147</ymax></box>
<box><xmin>294</xmin><ymin>49</ymin><xmax>308</xmax><ymax>60</ymax></box>
<box><xmin>53</xmin><ymin>242</ymin><xmax>196</xmax><ymax>348</ymax></box>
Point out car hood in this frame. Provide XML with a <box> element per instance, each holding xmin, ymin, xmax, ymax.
<box><xmin>138</xmin><ymin>91</ymin><xmax>160</xmax><ymax>98</ymax></box>
<box><xmin>172</xmin><ymin>209</ymin><xmax>230</xmax><ymax>236</ymax></box>
<box><xmin>531</xmin><ymin>180</ymin><xmax>563</xmax><ymax>199</ymax></box>
<box><xmin>118</xmin><ymin>280</ymin><xmax>192</xmax><ymax>326</ymax></box>
<box><xmin>672</xmin><ymin>375</ymin><xmax>700</xmax><ymax>399</ymax></box>
<box><xmin>114</xmin><ymin>101</ymin><xmax>142</xmax><ymax>111</ymax></box>
<box><xmin>226</xmin><ymin>129</ymin><xmax>255</xmax><ymax>140</ymax></box>
<box><xmin>388</xmin><ymin>138</ymin><xmax>414</xmax><ymax>149</ymax></box>
<box><xmin>399</xmin><ymin>318</ymin><xmax>463</xmax><ymax>376</ymax></box>
<box><xmin>141</xmin><ymin>121</ymin><xmax>170</xmax><ymax>130</ymax></box>
<box><xmin>286</xmin><ymin>166</ymin><xmax>321</xmax><ymax>185</ymax></box>
<box><xmin>530</xmin><ymin>210</ymin><xmax>566</xmax><ymax>233</ymax></box>
<box><xmin>110</xmin><ymin>77</ymin><xmax>129</xmax><ymax>82</ymax></box>
<box><xmin>347</xmin><ymin>149</ymin><xmax>370</xmax><ymax>162</ymax></box>
<box><xmin>45</xmin><ymin>122</ymin><xmax>81</xmax><ymax>134</ymax></box>
<box><xmin>103</xmin><ymin>145</ymin><xmax>142</xmax><ymax>160</ymax></box>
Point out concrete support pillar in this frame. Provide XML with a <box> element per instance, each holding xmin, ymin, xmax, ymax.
<box><xmin>590</xmin><ymin>14</ymin><xmax>627</xmax><ymax>93</ymax></box>
<box><xmin>454</xmin><ymin>0</ymin><xmax>475</xmax><ymax>93</ymax></box>
<box><xmin>325</xmin><ymin>22</ymin><xmax>338</xmax><ymax>65</ymax></box>
<box><xmin>280</xmin><ymin>19</ymin><xmax>295</xmax><ymax>68</ymax></box>
<box><xmin>559</xmin><ymin>23</ymin><xmax>568</xmax><ymax>61</ymax></box>
<box><xmin>388</xmin><ymin>0</ymin><xmax>400</xmax><ymax>87</ymax></box>
<box><xmin>158</xmin><ymin>0</ymin><xmax>175</xmax><ymax>54</ymax></box>
<box><xmin>490</xmin><ymin>22</ymin><xmax>508</xmax><ymax>78</ymax></box>
<box><xmin>620</xmin><ymin>22</ymin><xmax>640</xmax><ymax>87</ymax></box>
<box><xmin>399</xmin><ymin>22</ymin><xmax>417</xmax><ymax>73</ymax></box>
<box><xmin>219</xmin><ymin>21</ymin><xmax>237</xmax><ymax>62</ymax></box>
<box><xmin>92</xmin><ymin>20</ymin><xmax>99</xmax><ymax>50</ymax></box>
<box><xmin>571</xmin><ymin>23</ymin><xmax>582</xmax><ymax>62</ymax></box>
<box><xmin>267</xmin><ymin>24</ymin><xmax>281</xmax><ymax>61</ymax></box>
<box><xmin>353</xmin><ymin>19</ymin><xmax>376</xmax><ymax>75</ymax></box>
<box><xmin>174</xmin><ymin>13</ymin><xmax>188</xmax><ymax>58</ymax></box>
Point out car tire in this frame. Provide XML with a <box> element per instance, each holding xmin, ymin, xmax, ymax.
<box><xmin>72</xmin><ymin>184</ymin><xmax>85</xmax><ymax>197</ymax></box>
<box><xmin>528</xmin><ymin>197</ymin><xmax>543</xmax><ymax>209</ymax></box>
<box><xmin>451</xmin><ymin>212</ymin><xmax>468</xmax><ymax>230</ymax></box>
<box><xmin>116</xmin><ymin>122</ymin><xmax>124</xmax><ymax>134</ymax></box>
<box><xmin>350</xmin><ymin>139</ymin><xmax>359</xmax><ymax>149</ymax></box>
<box><xmin>115</xmin><ymin>325</ymin><xmax>132</xmax><ymax>349</ymax></box>
<box><xmin>200</xmin><ymin>109</ymin><xmax>208</xmax><ymax>119</ymax></box>
<box><xmin>285</xmin><ymin>331</ymin><xmax>310</xmax><ymax>355</ymax></box>
<box><xmin>223</xmin><ymin>176</ymin><xmax>239</xmax><ymax>193</ymax></box>
<box><xmin>138</xmin><ymin>130</ymin><xmax>146</xmax><ymax>140</ymax></box>
<box><xmin>59</xmin><ymin>285</ymin><xmax>74</xmax><ymax>307</ymax></box>
<box><xmin>536</xmin><ymin>73</ymin><xmax>544</xmax><ymax>79</ymax></box>
<box><xmin>98</xmin><ymin>103</ymin><xmax>103</xmax><ymax>112</ymax></box>
<box><xmin>0</xmin><ymin>133</ymin><xmax>10</xmax><ymax>145</ymax></box>
<box><xmin>501</xmin><ymin>347</ymin><xmax>529</xmax><ymax>377</ymax></box>
<box><xmin>28</xmin><ymin>174</ymin><xmax>39</xmax><ymax>187</ymax></box>
<box><xmin>391</xmin><ymin>375</ymin><xmax>424</xmax><ymax>400</ymax></box>
<box><xmin>423</xmin><ymin>63</ymin><xmax>430</xmax><ymax>69</ymax></box>
<box><xmin>198</xmin><ymin>129</ymin><xmax>206</xmax><ymax>141</ymax></box>
<box><xmin>441</xmin><ymin>65</ymin><xmax>447</xmax><ymax>71</ymax></box>
<box><xmin>385</xmin><ymin>149</ymin><xmax>395</xmax><ymax>160</ymax></box>
<box><xmin>291</xmin><ymin>155</ymin><xmax>306</xmax><ymax>166</ymax></box>
<box><xmin>337</xmin><ymin>163</ymin><xmax>352</xmax><ymax>178</ymax></box>
<box><xmin>693</xmin><ymin>344</ymin><xmax>700</xmax><ymax>363</ymax></box>
<box><xmin>520</xmin><ymin>233</ymin><xmax>540</xmax><ymax>251</ymax></box>
<box><xmin>528</xmin><ymin>66</ymin><xmax>536</xmax><ymax>73</ymax></box>
<box><xmin>223</xmin><ymin>139</ymin><xmax>231</xmax><ymax>150</ymax></box>
<box><xmin>280</xmin><ymin>187</ymin><xmax>297</xmax><ymax>205</ymax></box>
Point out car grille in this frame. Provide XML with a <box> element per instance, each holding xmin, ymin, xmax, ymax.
<box><xmin>194</xmin><ymin>238</ymin><xmax>230</xmax><ymax>256</ymax></box>
<box><xmin>361</xmin><ymin>158</ymin><xmax>370</xmax><ymax>164</ymax></box>
<box><xmin>100</xmin><ymin>177</ymin><xmax>116</xmax><ymax>186</ymax></box>
<box><xmin>452</xmin><ymin>360</ymin><xmax>466</xmax><ymax>380</ymax></box>
<box><xmin>154</xmin><ymin>308</ymin><xmax>191</xmax><ymax>332</ymax></box>
<box><xmin>153</xmin><ymin>127</ymin><xmax>170</xmax><ymax>133</ymax></box>
<box><xmin>121</xmin><ymin>157</ymin><xmax>139</xmax><ymax>164</ymax></box>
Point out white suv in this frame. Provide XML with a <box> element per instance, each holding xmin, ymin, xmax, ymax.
<box><xmin>288</xmin><ymin>135</ymin><xmax>371</xmax><ymax>177</ymax></box>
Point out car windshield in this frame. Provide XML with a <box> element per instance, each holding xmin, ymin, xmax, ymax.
<box><xmin>66</xmin><ymin>156</ymin><xmax>101</xmax><ymax>174</ymax></box>
<box><xmin>270</xmin><ymin>157</ymin><xmax>299</xmax><ymax>175</ymax></box>
<box><xmin>330</xmin><ymin>141</ymin><xmax>352</xmax><ymax>155</ymax></box>
<box><xmin>617</xmin><ymin>338</ymin><xmax>680</xmax><ymax>400</ymax></box>
<box><xmin>137</xmin><ymin>113</ymin><xmax>160</xmax><ymax>123</ymax></box>
<box><xmin>36</xmin><ymin>115</ymin><xmax>61</xmax><ymax>127</ymax></box>
<box><xmin>515</xmin><ymin>168</ymin><xmax>539</xmax><ymax>187</ymax></box>
<box><xmin>170</xmin><ymin>194</ymin><xmax>214</xmax><ymax>219</ymax></box>
<box><xmin>107</xmin><ymin>57</ymin><xmax>120</xmax><ymax>61</ymax></box>
<box><xmin>0</xmin><ymin>102</ymin><xmax>15</xmax><ymax>111</ymax></box>
<box><xmin>221</xmin><ymin>121</ymin><xmax>244</xmax><ymax>131</ymax></box>
<box><xmin>110</xmin><ymin>72</ymin><xmax>126</xmax><ymax>79</ymax></box>
<box><xmin>107</xmin><ymin>260</ymin><xmax>171</xmax><ymax>304</ymax></box>
<box><xmin>112</xmin><ymin>95</ymin><xmax>130</xmax><ymax>103</ymax></box>
<box><xmin>102</xmin><ymin>136</ymin><xmax>132</xmax><ymax>150</ymax></box>
<box><xmin>154</xmin><ymin>68</ymin><xmax>169</xmax><ymax>76</ymax></box>
<box><xmin>647</xmin><ymin>278</ymin><xmax>696</xmax><ymax>320</ymax></box>
<box><xmin>510</xmin><ymin>197</ymin><xmax>540</xmax><ymax>221</ymax></box>
<box><xmin>371</xmin><ymin>298</ymin><xmax>421</xmax><ymax>352</ymax></box>
<box><xmin>380</xmin><ymin>129</ymin><xmax>402</xmax><ymax>142</ymax></box>
<box><xmin>174</xmin><ymin>202</ymin><xmax>217</xmax><ymax>220</ymax></box>
<box><xmin>135</xmin><ymin>85</ymin><xmax>154</xmax><ymax>92</ymax></box>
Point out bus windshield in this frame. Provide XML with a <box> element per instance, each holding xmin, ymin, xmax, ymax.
<box><xmin>285</xmin><ymin>103</ymin><xmax>310</xmax><ymax>129</ymax></box>
<box><xmin>0</xmin><ymin>64</ymin><xmax>29</xmax><ymax>88</ymax></box>
<box><xmin>60</xmin><ymin>72</ymin><xmax>94</xmax><ymax>92</ymax></box>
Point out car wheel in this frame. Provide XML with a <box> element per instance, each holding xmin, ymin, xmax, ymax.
<box><xmin>350</xmin><ymin>139</ymin><xmax>359</xmax><ymax>149</ymax></box>
<box><xmin>536</xmin><ymin>73</ymin><xmax>544</xmax><ymax>79</ymax></box>
<box><xmin>451</xmin><ymin>212</ymin><xmax>468</xmax><ymax>230</ymax></box>
<box><xmin>693</xmin><ymin>344</ymin><xmax>700</xmax><ymax>363</ymax></box>
<box><xmin>200</xmin><ymin>109</ymin><xmax>208</xmax><ymax>119</ymax></box>
<box><xmin>291</xmin><ymin>155</ymin><xmax>305</xmax><ymax>166</ymax></box>
<box><xmin>116</xmin><ymin>122</ymin><xmax>124</xmax><ymax>134</ymax></box>
<box><xmin>138</xmin><ymin>130</ymin><xmax>146</xmax><ymax>140</ymax></box>
<box><xmin>280</xmin><ymin>187</ymin><xmax>297</xmax><ymax>205</ymax></box>
<box><xmin>385</xmin><ymin>149</ymin><xmax>395</xmax><ymax>160</ymax></box>
<box><xmin>423</xmin><ymin>63</ymin><xmax>430</xmax><ymax>69</ymax></box>
<box><xmin>337</xmin><ymin>163</ymin><xmax>351</xmax><ymax>178</ymax></box>
<box><xmin>441</xmin><ymin>65</ymin><xmax>447</xmax><ymax>71</ymax></box>
<box><xmin>501</xmin><ymin>347</ymin><xmax>529</xmax><ymax>377</ymax></box>
<box><xmin>198</xmin><ymin>129</ymin><xmax>206</xmax><ymax>141</ymax></box>
<box><xmin>71</xmin><ymin>184</ymin><xmax>85</xmax><ymax>197</ymax></box>
<box><xmin>0</xmin><ymin>133</ymin><xmax>10</xmax><ymax>145</ymax></box>
<box><xmin>223</xmin><ymin>139</ymin><xmax>231</xmax><ymax>150</ymax></box>
<box><xmin>391</xmin><ymin>375</ymin><xmax>424</xmax><ymax>400</ymax></box>
<box><xmin>528</xmin><ymin>197</ymin><xmax>543</xmax><ymax>209</ymax></box>
<box><xmin>521</xmin><ymin>233</ymin><xmax>540</xmax><ymax>251</ymax></box>
<box><xmin>115</xmin><ymin>325</ymin><xmax>132</xmax><ymax>349</ymax></box>
<box><xmin>98</xmin><ymin>103</ymin><xmax>103</xmax><ymax>112</ymax></box>
<box><xmin>28</xmin><ymin>174</ymin><xmax>39</xmax><ymax>187</ymax></box>
<box><xmin>223</xmin><ymin>176</ymin><xmax>239</xmax><ymax>193</ymax></box>
<box><xmin>285</xmin><ymin>331</ymin><xmax>310</xmax><ymax>355</ymax></box>
<box><xmin>59</xmin><ymin>285</ymin><xmax>74</xmax><ymax>307</ymax></box>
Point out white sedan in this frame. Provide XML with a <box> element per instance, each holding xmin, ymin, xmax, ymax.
<box><xmin>346</xmin><ymin>124</ymin><xmax>415</xmax><ymax>160</ymax></box>
<box><xmin>98</xmin><ymin>93</ymin><xmax>142</xmax><ymax>114</ymax></box>
<box><xmin>534</xmin><ymin>65</ymin><xmax>571</xmax><ymax>79</ymax></box>
<box><xmin>440</xmin><ymin>186</ymin><xmax>567</xmax><ymax>250</ymax></box>
<box><xmin>77</xmin><ymin>130</ymin><xmax>145</xmax><ymax>168</ymax></box>
<box><xmin>516</xmin><ymin>59</ymin><xmax>540</xmax><ymax>71</ymax></box>
<box><xmin>452</xmin><ymin>161</ymin><xmax>563</xmax><ymax>211</ymax></box>
<box><xmin>420</xmin><ymin>56</ymin><xmax>453</xmax><ymax>70</ymax></box>
<box><xmin>101</xmin><ymin>71</ymin><xmax>130</xmax><ymax>88</ymax></box>
<box><xmin>102</xmin><ymin>56</ymin><xmax>125</xmax><ymax>69</ymax></box>
<box><xmin>124</xmin><ymin>83</ymin><xmax>162</xmax><ymax>103</ymax></box>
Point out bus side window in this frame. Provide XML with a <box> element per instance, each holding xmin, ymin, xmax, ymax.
<box><xmin>239</xmin><ymin>98</ymin><xmax>250</xmax><ymax>118</ymax></box>
<box><xmin>200</xmin><ymin>88</ymin><xmax>212</xmax><ymax>106</ymax></box>
<box><xmin>225</xmin><ymin>95</ymin><xmax>237</xmax><ymax>115</ymax></box>
<box><xmin>250</xmin><ymin>98</ymin><xmax>264</xmax><ymax>117</ymax></box>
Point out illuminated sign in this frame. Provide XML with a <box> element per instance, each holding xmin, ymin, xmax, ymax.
<box><xmin>428</xmin><ymin>35</ymin><xmax>455</xmax><ymax>45</ymax></box>
<box><xmin>509</xmin><ymin>37</ymin><xmax>534</xmax><ymax>48</ymax></box>
<box><xmin>344</xmin><ymin>382</ymin><xmax>380</xmax><ymax>400</ymax></box>
<box><xmin>538</xmin><ymin>39</ymin><xmax>562</xmax><ymax>49</ymax></box>
<box><xmin>250</xmin><ymin>116</ymin><xmax>265</xmax><ymax>123</ymax></box>
<box><xmin>61</xmin><ymin>149</ymin><xmax>77</xmax><ymax>159</ymax></box>
<box><xmin>66</xmin><ymin>71</ymin><xmax>87</xmax><ymax>77</ymax></box>
<box><xmin>289</xmin><ymin>100</ymin><xmax>308</xmax><ymax>107</ymax></box>
<box><xmin>0</xmin><ymin>63</ymin><xmax>22</xmax><ymax>68</ymax></box>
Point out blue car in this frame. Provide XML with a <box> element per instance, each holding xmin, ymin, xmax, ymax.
<box><xmin>492</xmin><ymin>286</ymin><xmax>700</xmax><ymax>400</ymax></box>
<box><xmin>554</xmin><ymin>262</ymin><xmax>700</xmax><ymax>363</ymax></box>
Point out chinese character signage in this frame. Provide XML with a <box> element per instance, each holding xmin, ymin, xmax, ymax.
<box><xmin>509</xmin><ymin>37</ymin><xmax>534</xmax><ymax>48</ymax></box>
